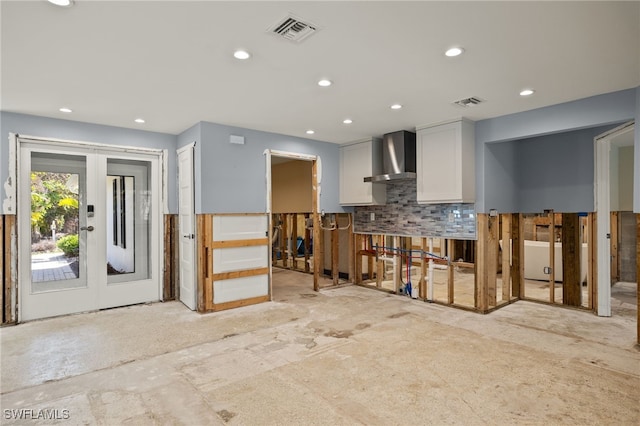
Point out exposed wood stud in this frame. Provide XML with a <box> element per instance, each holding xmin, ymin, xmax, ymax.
<box><xmin>501</xmin><ymin>214</ymin><xmax>511</xmax><ymax>302</ymax></box>
<box><xmin>562</xmin><ymin>213</ymin><xmax>582</xmax><ymax>307</ymax></box>
<box><xmin>511</xmin><ymin>214</ymin><xmax>524</xmax><ymax>299</ymax></box>
<box><xmin>213</xmin><ymin>295</ymin><xmax>270</xmax><ymax>312</ymax></box>
<box><xmin>292</xmin><ymin>213</ymin><xmax>298</xmax><ymax>270</ymax></box>
<box><xmin>587</xmin><ymin>212</ymin><xmax>596</xmax><ymax>310</ymax></box>
<box><xmin>636</xmin><ymin>213</ymin><xmax>639</xmax><ymax>344</ymax></box>
<box><xmin>549</xmin><ymin>210</ymin><xmax>555</xmax><ymax>303</ymax></box>
<box><xmin>304</xmin><ymin>213</ymin><xmax>311</xmax><ymax>273</ymax></box>
<box><xmin>447</xmin><ymin>239</ymin><xmax>454</xmax><ymax>305</ymax></box>
<box><xmin>212</xmin><ymin>238</ymin><xmax>269</xmax><ymax>249</ymax></box>
<box><xmin>331</xmin><ymin>220</ymin><xmax>339</xmax><ymax>286</ymax></box>
<box><xmin>610</xmin><ymin>211</ymin><xmax>619</xmax><ymax>282</ymax></box>
<box><xmin>312</xmin><ymin>161</ymin><xmax>320</xmax><ymax>291</ymax></box>
<box><xmin>393</xmin><ymin>236</ymin><xmax>401</xmax><ymax>293</ymax></box>
<box><xmin>367</xmin><ymin>235</ymin><xmax>374</xmax><ymax>281</ymax></box>
<box><xmin>419</xmin><ymin>238</ymin><xmax>427</xmax><ymax>299</ymax></box>
<box><xmin>212</xmin><ymin>267</ymin><xmax>269</xmax><ymax>281</ymax></box>
<box><xmin>486</xmin><ymin>214</ymin><xmax>498</xmax><ymax>308</ymax></box>
<box><xmin>195</xmin><ymin>215</ymin><xmax>207</xmax><ymax>312</ymax></box>
<box><xmin>476</xmin><ymin>214</ymin><xmax>488</xmax><ymax>311</ymax></box>
<box><xmin>163</xmin><ymin>215</ymin><xmax>178</xmax><ymax>301</ymax></box>
<box><xmin>281</xmin><ymin>213</ymin><xmax>288</xmax><ymax>268</ymax></box>
<box><xmin>348</xmin><ymin>215</ymin><xmax>355</xmax><ymax>282</ymax></box>
<box><xmin>355</xmin><ymin>234</ymin><xmax>363</xmax><ymax>284</ymax></box>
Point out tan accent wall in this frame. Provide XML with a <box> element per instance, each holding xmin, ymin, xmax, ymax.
<box><xmin>272</xmin><ymin>160</ymin><xmax>312</xmax><ymax>213</ymax></box>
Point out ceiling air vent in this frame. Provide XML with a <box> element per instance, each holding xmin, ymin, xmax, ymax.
<box><xmin>453</xmin><ymin>97</ymin><xmax>484</xmax><ymax>107</ymax></box>
<box><xmin>268</xmin><ymin>14</ymin><xmax>318</xmax><ymax>42</ymax></box>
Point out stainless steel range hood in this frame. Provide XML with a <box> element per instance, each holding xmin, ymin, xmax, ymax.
<box><xmin>364</xmin><ymin>130</ymin><xmax>416</xmax><ymax>183</ymax></box>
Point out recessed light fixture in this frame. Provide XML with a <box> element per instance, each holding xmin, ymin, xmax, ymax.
<box><xmin>306</xmin><ymin>130</ymin><xmax>315</xmax><ymax>135</ymax></box>
<box><xmin>318</xmin><ymin>79</ymin><xmax>332</xmax><ymax>87</ymax></box>
<box><xmin>445</xmin><ymin>47</ymin><xmax>464</xmax><ymax>57</ymax></box>
<box><xmin>233</xmin><ymin>50</ymin><xmax>251</xmax><ymax>60</ymax></box>
<box><xmin>134</xmin><ymin>118</ymin><xmax>145</xmax><ymax>124</ymax></box>
<box><xmin>520</xmin><ymin>89</ymin><xmax>535</xmax><ymax>96</ymax></box>
<box><xmin>59</xmin><ymin>107</ymin><xmax>72</xmax><ymax>113</ymax></box>
<box><xmin>48</xmin><ymin>0</ymin><xmax>74</xmax><ymax>7</ymax></box>
<box><xmin>343</xmin><ymin>119</ymin><xmax>353</xmax><ymax>124</ymax></box>
<box><xmin>390</xmin><ymin>104</ymin><xmax>402</xmax><ymax>110</ymax></box>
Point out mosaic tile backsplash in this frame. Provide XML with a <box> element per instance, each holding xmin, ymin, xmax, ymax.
<box><xmin>353</xmin><ymin>180</ymin><xmax>476</xmax><ymax>239</ymax></box>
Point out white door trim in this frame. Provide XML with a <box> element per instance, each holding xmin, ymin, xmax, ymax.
<box><xmin>594</xmin><ymin>120</ymin><xmax>634</xmax><ymax>317</ymax></box>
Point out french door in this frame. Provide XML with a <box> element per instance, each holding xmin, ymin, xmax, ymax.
<box><xmin>18</xmin><ymin>139</ymin><xmax>162</xmax><ymax>321</ymax></box>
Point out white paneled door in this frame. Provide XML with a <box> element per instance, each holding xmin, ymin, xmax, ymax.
<box><xmin>18</xmin><ymin>139</ymin><xmax>162</xmax><ymax>321</ymax></box>
<box><xmin>177</xmin><ymin>144</ymin><xmax>196</xmax><ymax>310</ymax></box>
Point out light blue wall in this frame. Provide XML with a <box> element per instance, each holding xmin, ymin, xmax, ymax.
<box><xmin>177</xmin><ymin>123</ymin><xmax>202</xmax><ymax>213</ymax></box>
<box><xmin>197</xmin><ymin>121</ymin><xmax>344</xmax><ymax>214</ymax></box>
<box><xmin>0</xmin><ymin>112</ymin><xmax>179</xmax><ymax>213</ymax></box>
<box><xmin>483</xmin><ymin>141</ymin><xmax>519</xmax><ymax>212</ymax></box>
<box><xmin>476</xmin><ymin>88</ymin><xmax>638</xmax><ymax>213</ymax></box>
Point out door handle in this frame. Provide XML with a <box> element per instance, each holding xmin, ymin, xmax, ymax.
<box><xmin>183</xmin><ymin>234</ymin><xmax>194</xmax><ymax>239</ymax></box>
<box><xmin>80</xmin><ymin>226</ymin><xmax>95</xmax><ymax>232</ymax></box>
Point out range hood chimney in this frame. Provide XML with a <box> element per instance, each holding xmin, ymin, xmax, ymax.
<box><xmin>364</xmin><ymin>130</ymin><xmax>416</xmax><ymax>183</ymax></box>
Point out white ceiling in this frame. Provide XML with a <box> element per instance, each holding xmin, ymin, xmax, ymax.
<box><xmin>2</xmin><ymin>1</ymin><xmax>639</xmax><ymax>144</ymax></box>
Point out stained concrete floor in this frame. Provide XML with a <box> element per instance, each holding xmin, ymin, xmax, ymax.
<box><xmin>1</xmin><ymin>270</ymin><xmax>638</xmax><ymax>425</ymax></box>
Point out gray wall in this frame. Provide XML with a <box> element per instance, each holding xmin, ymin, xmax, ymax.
<box><xmin>483</xmin><ymin>141</ymin><xmax>519</xmax><ymax>213</ymax></box>
<box><xmin>197</xmin><ymin>121</ymin><xmax>344</xmax><ymax>214</ymax></box>
<box><xmin>0</xmin><ymin>112</ymin><xmax>179</xmax><ymax>213</ymax></box>
<box><xmin>476</xmin><ymin>88</ymin><xmax>638</xmax><ymax>213</ymax></box>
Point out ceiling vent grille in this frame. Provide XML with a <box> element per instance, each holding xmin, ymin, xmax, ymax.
<box><xmin>268</xmin><ymin>14</ymin><xmax>318</xmax><ymax>42</ymax></box>
<box><xmin>453</xmin><ymin>97</ymin><xmax>484</xmax><ymax>107</ymax></box>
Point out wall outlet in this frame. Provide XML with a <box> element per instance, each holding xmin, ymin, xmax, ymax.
<box><xmin>370</xmin><ymin>212</ymin><xmax>375</xmax><ymax>221</ymax></box>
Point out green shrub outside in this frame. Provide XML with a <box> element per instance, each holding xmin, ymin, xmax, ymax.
<box><xmin>57</xmin><ymin>234</ymin><xmax>79</xmax><ymax>257</ymax></box>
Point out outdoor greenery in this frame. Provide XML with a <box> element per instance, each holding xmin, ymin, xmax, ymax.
<box><xmin>31</xmin><ymin>172</ymin><xmax>79</xmax><ymax>238</ymax></box>
<box><xmin>57</xmin><ymin>234</ymin><xmax>79</xmax><ymax>257</ymax></box>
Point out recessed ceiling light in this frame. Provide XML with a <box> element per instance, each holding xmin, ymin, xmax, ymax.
<box><xmin>48</xmin><ymin>0</ymin><xmax>74</xmax><ymax>7</ymax></box>
<box><xmin>318</xmin><ymin>79</ymin><xmax>332</xmax><ymax>87</ymax></box>
<box><xmin>520</xmin><ymin>89</ymin><xmax>535</xmax><ymax>96</ymax></box>
<box><xmin>343</xmin><ymin>119</ymin><xmax>353</xmax><ymax>124</ymax></box>
<box><xmin>306</xmin><ymin>130</ymin><xmax>315</xmax><ymax>135</ymax></box>
<box><xmin>233</xmin><ymin>50</ymin><xmax>251</xmax><ymax>60</ymax></box>
<box><xmin>59</xmin><ymin>107</ymin><xmax>72</xmax><ymax>113</ymax></box>
<box><xmin>390</xmin><ymin>104</ymin><xmax>402</xmax><ymax>110</ymax></box>
<box><xmin>134</xmin><ymin>118</ymin><xmax>145</xmax><ymax>124</ymax></box>
<box><xmin>445</xmin><ymin>47</ymin><xmax>464</xmax><ymax>57</ymax></box>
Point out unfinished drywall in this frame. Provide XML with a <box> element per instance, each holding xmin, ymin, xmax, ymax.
<box><xmin>272</xmin><ymin>160</ymin><xmax>312</xmax><ymax>213</ymax></box>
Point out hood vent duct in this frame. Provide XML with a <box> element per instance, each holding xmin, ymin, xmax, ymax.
<box><xmin>364</xmin><ymin>130</ymin><xmax>416</xmax><ymax>183</ymax></box>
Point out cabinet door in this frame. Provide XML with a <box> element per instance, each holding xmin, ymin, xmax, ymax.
<box><xmin>340</xmin><ymin>141</ymin><xmax>374</xmax><ymax>205</ymax></box>
<box><xmin>416</xmin><ymin>122</ymin><xmax>462</xmax><ymax>203</ymax></box>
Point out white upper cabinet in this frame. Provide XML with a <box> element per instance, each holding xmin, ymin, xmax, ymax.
<box><xmin>416</xmin><ymin>119</ymin><xmax>475</xmax><ymax>204</ymax></box>
<box><xmin>339</xmin><ymin>138</ymin><xmax>386</xmax><ymax>205</ymax></box>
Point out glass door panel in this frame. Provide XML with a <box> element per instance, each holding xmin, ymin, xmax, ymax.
<box><xmin>30</xmin><ymin>153</ymin><xmax>87</xmax><ymax>293</ymax></box>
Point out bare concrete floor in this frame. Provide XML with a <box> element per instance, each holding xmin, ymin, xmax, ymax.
<box><xmin>1</xmin><ymin>269</ymin><xmax>638</xmax><ymax>425</ymax></box>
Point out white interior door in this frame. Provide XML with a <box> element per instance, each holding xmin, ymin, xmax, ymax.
<box><xmin>178</xmin><ymin>144</ymin><xmax>196</xmax><ymax>310</ymax></box>
<box><xmin>19</xmin><ymin>139</ymin><xmax>162</xmax><ymax>321</ymax></box>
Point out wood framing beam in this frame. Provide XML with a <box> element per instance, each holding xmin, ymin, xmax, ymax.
<box><xmin>562</xmin><ymin>213</ymin><xmax>582</xmax><ymax>307</ymax></box>
<box><xmin>486</xmin><ymin>215</ymin><xmax>499</xmax><ymax>307</ymax></box>
<box><xmin>292</xmin><ymin>213</ymin><xmax>298</xmax><ymax>270</ymax></box>
<box><xmin>419</xmin><ymin>238</ymin><xmax>427</xmax><ymax>299</ymax></box>
<box><xmin>501</xmin><ymin>214</ymin><xmax>511</xmax><ymax>302</ymax></box>
<box><xmin>281</xmin><ymin>213</ymin><xmax>288</xmax><ymax>268</ymax></box>
<box><xmin>312</xmin><ymin>161</ymin><xmax>320</xmax><ymax>291</ymax></box>
<box><xmin>212</xmin><ymin>238</ymin><xmax>269</xmax><ymax>249</ymax></box>
<box><xmin>587</xmin><ymin>212</ymin><xmax>596</xmax><ymax>311</ymax></box>
<box><xmin>163</xmin><ymin>215</ymin><xmax>177</xmax><ymax>301</ymax></box>
<box><xmin>213</xmin><ymin>295</ymin><xmax>270</xmax><ymax>312</ymax></box>
<box><xmin>610</xmin><ymin>211</ymin><xmax>619</xmax><ymax>282</ymax></box>
<box><xmin>476</xmin><ymin>214</ymin><xmax>488</xmax><ymax>311</ymax></box>
<box><xmin>636</xmin><ymin>213</ymin><xmax>639</xmax><ymax>344</ymax></box>
<box><xmin>367</xmin><ymin>236</ymin><xmax>374</xmax><ymax>280</ymax></box>
<box><xmin>331</xmin><ymin>223</ymin><xmax>339</xmax><ymax>285</ymax></box>
<box><xmin>348</xmin><ymin>215</ymin><xmax>355</xmax><ymax>283</ymax></box>
<box><xmin>447</xmin><ymin>239</ymin><xmax>454</xmax><ymax>305</ymax></box>
<box><xmin>212</xmin><ymin>267</ymin><xmax>269</xmax><ymax>282</ymax></box>
<box><xmin>355</xmin><ymin>234</ymin><xmax>363</xmax><ymax>284</ymax></box>
<box><xmin>196</xmin><ymin>214</ymin><xmax>213</xmax><ymax>312</ymax></box>
<box><xmin>304</xmin><ymin>213</ymin><xmax>311</xmax><ymax>273</ymax></box>
<box><xmin>511</xmin><ymin>214</ymin><xmax>524</xmax><ymax>299</ymax></box>
<box><xmin>546</xmin><ymin>210</ymin><xmax>555</xmax><ymax>303</ymax></box>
